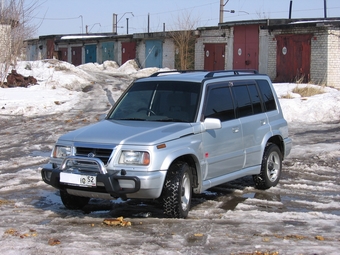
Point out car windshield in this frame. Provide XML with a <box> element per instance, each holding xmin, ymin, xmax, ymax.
<box><xmin>108</xmin><ymin>81</ymin><xmax>201</xmax><ymax>122</ymax></box>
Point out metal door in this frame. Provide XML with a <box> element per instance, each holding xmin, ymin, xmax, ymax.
<box><xmin>46</xmin><ymin>39</ymin><xmax>55</xmax><ymax>59</ymax></box>
<box><xmin>101</xmin><ymin>42</ymin><xmax>114</xmax><ymax>62</ymax></box>
<box><xmin>145</xmin><ymin>40</ymin><xmax>163</xmax><ymax>68</ymax></box>
<box><xmin>28</xmin><ymin>45</ymin><xmax>36</xmax><ymax>61</ymax></box>
<box><xmin>121</xmin><ymin>42</ymin><xmax>136</xmax><ymax>64</ymax></box>
<box><xmin>59</xmin><ymin>48</ymin><xmax>68</xmax><ymax>62</ymax></box>
<box><xmin>233</xmin><ymin>25</ymin><xmax>259</xmax><ymax>70</ymax></box>
<box><xmin>204</xmin><ymin>43</ymin><xmax>226</xmax><ymax>71</ymax></box>
<box><xmin>85</xmin><ymin>44</ymin><xmax>97</xmax><ymax>63</ymax></box>
<box><xmin>71</xmin><ymin>46</ymin><xmax>82</xmax><ymax>66</ymax></box>
<box><xmin>275</xmin><ymin>34</ymin><xmax>312</xmax><ymax>82</ymax></box>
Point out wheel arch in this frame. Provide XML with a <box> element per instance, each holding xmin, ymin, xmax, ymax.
<box><xmin>266</xmin><ymin>135</ymin><xmax>284</xmax><ymax>158</ymax></box>
<box><xmin>161</xmin><ymin>152</ymin><xmax>201</xmax><ymax>190</ymax></box>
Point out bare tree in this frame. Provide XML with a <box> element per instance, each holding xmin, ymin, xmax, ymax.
<box><xmin>0</xmin><ymin>0</ymin><xmax>40</xmax><ymax>85</ymax></box>
<box><xmin>169</xmin><ymin>11</ymin><xmax>199</xmax><ymax>70</ymax></box>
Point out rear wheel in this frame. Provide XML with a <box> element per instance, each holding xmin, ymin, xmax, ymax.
<box><xmin>60</xmin><ymin>190</ymin><xmax>90</xmax><ymax>209</ymax></box>
<box><xmin>253</xmin><ymin>144</ymin><xmax>282</xmax><ymax>190</ymax></box>
<box><xmin>162</xmin><ymin>161</ymin><xmax>192</xmax><ymax>218</ymax></box>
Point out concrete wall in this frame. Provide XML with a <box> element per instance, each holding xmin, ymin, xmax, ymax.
<box><xmin>259</xmin><ymin>29</ymin><xmax>270</xmax><ymax>76</ymax></box>
<box><xmin>163</xmin><ymin>38</ymin><xmax>175</xmax><ymax>69</ymax></box>
<box><xmin>136</xmin><ymin>40</ymin><xmax>145</xmax><ymax>67</ymax></box>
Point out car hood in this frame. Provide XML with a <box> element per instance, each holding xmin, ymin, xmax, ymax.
<box><xmin>58</xmin><ymin>120</ymin><xmax>195</xmax><ymax>146</ymax></box>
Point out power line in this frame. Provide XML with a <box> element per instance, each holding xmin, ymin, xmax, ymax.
<box><xmin>32</xmin><ymin>16</ymin><xmax>81</xmax><ymax>21</ymax></box>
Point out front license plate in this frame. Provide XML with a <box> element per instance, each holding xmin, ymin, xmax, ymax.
<box><xmin>60</xmin><ymin>172</ymin><xmax>96</xmax><ymax>187</ymax></box>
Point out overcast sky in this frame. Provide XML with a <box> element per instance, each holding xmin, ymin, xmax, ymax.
<box><xmin>31</xmin><ymin>0</ymin><xmax>340</xmax><ymax>37</ymax></box>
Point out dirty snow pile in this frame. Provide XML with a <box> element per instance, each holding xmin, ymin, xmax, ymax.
<box><xmin>0</xmin><ymin>59</ymin><xmax>339</xmax><ymax>124</ymax></box>
<box><xmin>0</xmin><ymin>60</ymin><xmax>168</xmax><ymax>116</ymax></box>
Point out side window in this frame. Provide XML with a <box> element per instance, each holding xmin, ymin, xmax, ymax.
<box><xmin>247</xmin><ymin>84</ymin><xmax>263</xmax><ymax>114</ymax></box>
<box><xmin>204</xmin><ymin>86</ymin><xmax>235</xmax><ymax>121</ymax></box>
<box><xmin>232</xmin><ymin>85</ymin><xmax>253</xmax><ymax>118</ymax></box>
<box><xmin>257</xmin><ymin>80</ymin><xmax>277</xmax><ymax>112</ymax></box>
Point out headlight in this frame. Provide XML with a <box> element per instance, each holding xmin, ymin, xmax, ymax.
<box><xmin>119</xmin><ymin>151</ymin><xmax>150</xmax><ymax>165</ymax></box>
<box><xmin>52</xmin><ymin>145</ymin><xmax>72</xmax><ymax>158</ymax></box>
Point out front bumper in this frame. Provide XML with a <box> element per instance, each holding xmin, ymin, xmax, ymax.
<box><xmin>41</xmin><ymin>156</ymin><xmax>166</xmax><ymax>200</ymax></box>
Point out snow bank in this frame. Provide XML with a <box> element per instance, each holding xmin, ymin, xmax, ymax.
<box><xmin>1</xmin><ymin>60</ymin><xmax>339</xmax><ymax>123</ymax></box>
<box><xmin>275</xmin><ymin>83</ymin><xmax>340</xmax><ymax>123</ymax></box>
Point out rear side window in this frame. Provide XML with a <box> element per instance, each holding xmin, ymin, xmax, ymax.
<box><xmin>204</xmin><ymin>86</ymin><xmax>235</xmax><ymax>122</ymax></box>
<box><xmin>247</xmin><ymin>84</ymin><xmax>262</xmax><ymax>114</ymax></box>
<box><xmin>256</xmin><ymin>80</ymin><xmax>277</xmax><ymax>112</ymax></box>
<box><xmin>232</xmin><ymin>85</ymin><xmax>253</xmax><ymax>118</ymax></box>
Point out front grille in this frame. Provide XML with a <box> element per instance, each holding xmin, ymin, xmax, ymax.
<box><xmin>75</xmin><ymin>147</ymin><xmax>113</xmax><ymax>165</ymax></box>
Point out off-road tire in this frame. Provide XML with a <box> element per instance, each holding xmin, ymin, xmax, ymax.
<box><xmin>60</xmin><ymin>190</ymin><xmax>90</xmax><ymax>209</ymax></box>
<box><xmin>162</xmin><ymin>161</ymin><xmax>192</xmax><ymax>218</ymax></box>
<box><xmin>253</xmin><ymin>144</ymin><xmax>282</xmax><ymax>190</ymax></box>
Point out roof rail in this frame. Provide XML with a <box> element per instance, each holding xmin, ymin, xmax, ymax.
<box><xmin>204</xmin><ymin>69</ymin><xmax>258</xmax><ymax>78</ymax></box>
<box><xmin>149</xmin><ymin>70</ymin><xmax>205</xmax><ymax>77</ymax></box>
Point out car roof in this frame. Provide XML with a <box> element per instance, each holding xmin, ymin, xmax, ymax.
<box><xmin>137</xmin><ymin>70</ymin><xmax>267</xmax><ymax>83</ymax></box>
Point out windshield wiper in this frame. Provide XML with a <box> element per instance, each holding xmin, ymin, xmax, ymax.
<box><xmin>155</xmin><ymin>118</ymin><xmax>187</xmax><ymax>122</ymax></box>
<box><xmin>116</xmin><ymin>118</ymin><xmax>146</xmax><ymax>121</ymax></box>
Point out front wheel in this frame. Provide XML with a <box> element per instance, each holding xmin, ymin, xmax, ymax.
<box><xmin>60</xmin><ymin>190</ymin><xmax>90</xmax><ymax>210</ymax></box>
<box><xmin>161</xmin><ymin>161</ymin><xmax>192</xmax><ymax>218</ymax></box>
<box><xmin>253</xmin><ymin>144</ymin><xmax>282</xmax><ymax>190</ymax></box>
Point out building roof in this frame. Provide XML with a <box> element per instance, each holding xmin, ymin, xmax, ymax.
<box><xmin>217</xmin><ymin>18</ymin><xmax>340</xmax><ymax>29</ymax></box>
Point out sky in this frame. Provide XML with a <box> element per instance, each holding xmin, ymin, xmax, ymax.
<box><xmin>0</xmin><ymin>60</ymin><xmax>340</xmax><ymax>254</ymax></box>
<box><xmin>30</xmin><ymin>0</ymin><xmax>340</xmax><ymax>37</ymax></box>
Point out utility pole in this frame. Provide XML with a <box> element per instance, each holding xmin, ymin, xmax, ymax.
<box><xmin>324</xmin><ymin>0</ymin><xmax>327</xmax><ymax>18</ymax></box>
<box><xmin>219</xmin><ymin>0</ymin><xmax>231</xmax><ymax>23</ymax></box>
<box><xmin>219</xmin><ymin>0</ymin><xmax>224</xmax><ymax>23</ymax></box>
<box><xmin>126</xmin><ymin>18</ymin><xmax>129</xmax><ymax>34</ymax></box>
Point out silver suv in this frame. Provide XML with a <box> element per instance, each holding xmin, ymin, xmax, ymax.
<box><xmin>41</xmin><ymin>70</ymin><xmax>292</xmax><ymax>218</ymax></box>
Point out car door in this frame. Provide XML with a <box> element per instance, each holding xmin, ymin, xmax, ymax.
<box><xmin>231</xmin><ymin>81</ymin><xmax>271</xmax><ymax>168</ymax></box>
<box><xmin>202</xmin><ymin>83</ymin><xmax>244</xmax><ymax>180</ymax></box>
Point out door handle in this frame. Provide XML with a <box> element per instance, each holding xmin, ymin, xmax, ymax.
<box><xmin>232</xmin><ymin>127</ymin><xmax>239</xmax><ymax>133</ymax></box>
<box><xmin>260</xmin><ymin>119</ymin><xmax>266</xmax><ymax>125</ymax></box>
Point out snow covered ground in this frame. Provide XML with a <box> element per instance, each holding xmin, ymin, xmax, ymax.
<box><xmin>0</xmin><ymin>60</ymin><xmax>339</xmax><ymax>254</ymax></box>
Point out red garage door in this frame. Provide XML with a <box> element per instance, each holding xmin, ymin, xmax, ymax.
<box><xmin>122</xmin><ymin>42</ymin><xmax>136</xmax><ymax>64</ymax></box>
<box><xmin>204</xmin><ymin>43</ymin><xmax>226</xmax><ymax>71</ymax></box>
<box><xmin>59</xmin><ymin>48</ymin><xmax>68</xmax><ymax>62</ymax></box>
<box><xmin>71</xmin><ymin>46</ymin><xmax>82</xmax><ymax>66</ymax></box>
<box><xmin>233</xmin><ymin>25</ymin><xmax>259</xmax><ymax>70</ymax></box>
<box><xmin>275</xmin><ymin>34</ymin><xmax>312</xmax><ymax>82</ymax></box>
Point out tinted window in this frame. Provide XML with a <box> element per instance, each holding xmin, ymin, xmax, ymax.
<box><xmin>232</xmin><ymin>85</ymin><xmax>253</xmax><ymax>118</ymax></box>
<box><xmin>247</xmin><ymin>84</ymin><xmax>263</xmax><ymax>114</ymax></box>
<box><xmin>204</xmin><ymin>86</ymin><xmax>235</xmax><ymax>121</ymax></box>
<box><xmin>257</xmin><ymin>80</ymin><xmax>277</xmax><ymax>111</ymax></box>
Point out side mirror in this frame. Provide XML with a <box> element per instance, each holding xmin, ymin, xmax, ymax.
<box><xmin>203</xmin><ymin>118</ymin><xmax>221</xmax><ymax>130</ymax></box>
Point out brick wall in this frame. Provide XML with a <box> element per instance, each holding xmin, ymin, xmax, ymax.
<box><xmin>194</xmin><ymin>24</ymin><xmax>340</xmax><ymax>87</ymax></box>
<box><xmin>327</xmin><ymin>28</ymin><xmax>340</xmax><ymax>87</ymax></box>
<box><xmin>270</xmin><ymin>26</ymin><xmax>340</xmax><ymax>87</ymax></box>
<box><xmin>194</xmin><ymin>28</ymin><xmax>230</xmax><ymax>70</ymax></box>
